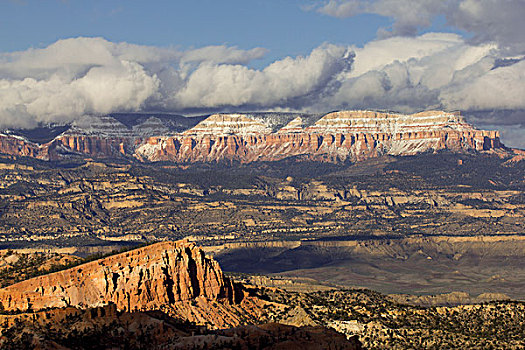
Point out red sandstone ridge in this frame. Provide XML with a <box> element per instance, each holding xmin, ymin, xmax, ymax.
<box><xmin>0</xmin><ymin>110</ymin><xmax>505</xmax><ymax>162</ymax></box>
<box><xmin>0</xmin><ymin>240</ymin><xmax>262</xmax><ymax>328</ymax></box>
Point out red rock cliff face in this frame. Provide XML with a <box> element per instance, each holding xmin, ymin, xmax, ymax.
<box><xmin>0</xmin><ymin>110</ymin><xmax>504</xmax><ymax>162</ymax></box>
<box><xmin>136</xmin><ymin>129</ymin><xmax>502</xmax><ymax>163</ymax></box>
<box><xmin>0</xmin><ymin>241</ymin><xmax>237</xmax><ymax>313</ymax></box>
<box><xmin>0</xmin><ymin>135</ymin><xmax>41</xmax><ymax>159</ymax></box>
<box><xmin>49</xmin><ymin>135</ymin><xmax>130</xmax><ymax>159</ymax></box>
<box><xmin>135</xmin><ymin>111</ymin><xmax>503</xmax><ymax>163</ymax></box>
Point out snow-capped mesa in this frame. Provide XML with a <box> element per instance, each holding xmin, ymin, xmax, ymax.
<box><xmin>66</xmin><ymin>115</ymin><xmax>134</xmax><ymax>137</ymax></box>
<box><xmin>308</xmin><ymin>110</ymin><xmax>470</xmax><ymax>134</ymax></box>
<box><xmin>184</xmin><ymin>114</ymin><xmax>272</xmax><ymax>136</ymax></box>
<box><xmin>0</xmin><ymin>110</ymin><xmax>505</xmax><ymax>163</ymax></box>
<box><xmin>278</xmin><ymin>117</ymin><xmax>307</xmax><ymax>134</ymax></box>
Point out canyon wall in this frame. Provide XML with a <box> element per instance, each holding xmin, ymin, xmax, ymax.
<box><xmin>0</xmin><ymin>110</ymin><xmax>504</xmax><ymax>162</ymax></box>
<box><xmin>135</xmin><ymin>111</ymin><xmax>502</xmax><ymax>163</ymax></box>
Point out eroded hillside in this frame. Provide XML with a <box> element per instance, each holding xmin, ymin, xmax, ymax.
<box><xmin>1</xmin><ymin>241</ymin><xmax>524</xmax><ymax>350</ymax></box>
<box><xmin>0</xmin><ymin>151</ymin><xmax>523</xmax><ymax>297</ymax></box>
<box><xmin>0</xmin><ymin>152</ymin><xmax>523</xmax><ymax>246</ymax></box>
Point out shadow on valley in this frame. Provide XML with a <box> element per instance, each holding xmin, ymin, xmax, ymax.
<box><xmin>215</xmin><ymin>237</ymin><xmax>525</xmax><ymax>299</ymax></box>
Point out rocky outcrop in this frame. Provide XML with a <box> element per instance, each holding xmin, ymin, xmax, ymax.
<box><xmin>0</xmin><ymin>110</ymin><xmax>505</xmax><ymax>163</ymax></box>
<box><xmin>0</xmin><ymin>240</ymin><xmax>250</xmax><ymax>327</ymax></box>
<box><xmin>0</xmin><ymin>240</ymin><xmax>362</xmax><ymax>348</ymax></box>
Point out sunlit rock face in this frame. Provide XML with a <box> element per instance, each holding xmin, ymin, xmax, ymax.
<box><xmin>0</xmin><ymin>241</ymin><xmax>233</xmax><ymax>311</ymax></box>
<box><xmin>0</xmin><ymin>241</ymin><xmax>271</xmax><ymax>328</ymax></box>
<box><xmin>135</xmin><ymin>110</ymin><xmax>502</xmax><ymax>163</ymax></box>
<box><xmin>0</xmin><ymin>110</ymin><xmax>503</xmax><ymax>162</ymax></box>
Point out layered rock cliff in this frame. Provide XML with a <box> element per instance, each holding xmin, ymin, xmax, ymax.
<box><xmin>0</xmin><ymin>240</ymin><xmax>256</xmax><ymax>328</ymax></box>
<box><xmin>0</xmin><ymin>134</ymin><xmax>41</xmax><ymax>158</ymax></box>
<box><xmin>0</xmin><ymin>110</ymin><xmax>504</xmax><ymax>162</ymax></box>
<box><xmin>135</xmin><ymin>111</ymin><xmax>502</xmax><ymax>163</ymax></box>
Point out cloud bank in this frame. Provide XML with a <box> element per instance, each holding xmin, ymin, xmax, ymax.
<box><xmin>315</xmin><ymin>0</ymin><xmax>525</xmax><ymax>54</ymax></box>
<box><xmin>0</xmin><ymin>34</ymin><xmax>524</xmax><ymax>147</ymax></box>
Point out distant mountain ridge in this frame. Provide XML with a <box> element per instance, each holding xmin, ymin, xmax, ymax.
<box><xmin>0</xmin><ymin>110</ymin><xmax>506</xmax><ymax>162</ymax></box>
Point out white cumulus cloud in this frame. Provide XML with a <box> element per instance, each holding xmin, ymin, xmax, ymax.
<box><xmin>172</xmin><ymin>44</ymin><xmax>353</xmax><ymax>109</ymax></box>
<box><xmin>0</xmin><ymin>35</ymin><xmax>523</xmax><ymax>148</ymax></box>
<box><xmin>0</xmin><ymin>37</ymin><xmax>269</xmax><ymax>129</ymax></box>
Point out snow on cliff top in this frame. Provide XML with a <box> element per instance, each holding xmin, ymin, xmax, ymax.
<box><xmin>6</xmin><ymin>110</ymin><xmax>476</xmax><ymax>141</ymax></box>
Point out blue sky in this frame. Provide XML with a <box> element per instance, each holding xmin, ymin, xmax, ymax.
<box><xmin>0</xmin><ymin>0</ymin><xmax>524</xmax><ymax>147</ymax></box>
<box><xmin>1</xmin><ymin>0</ymin><xmax>422</xmax><ymax>66</ymax></box>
